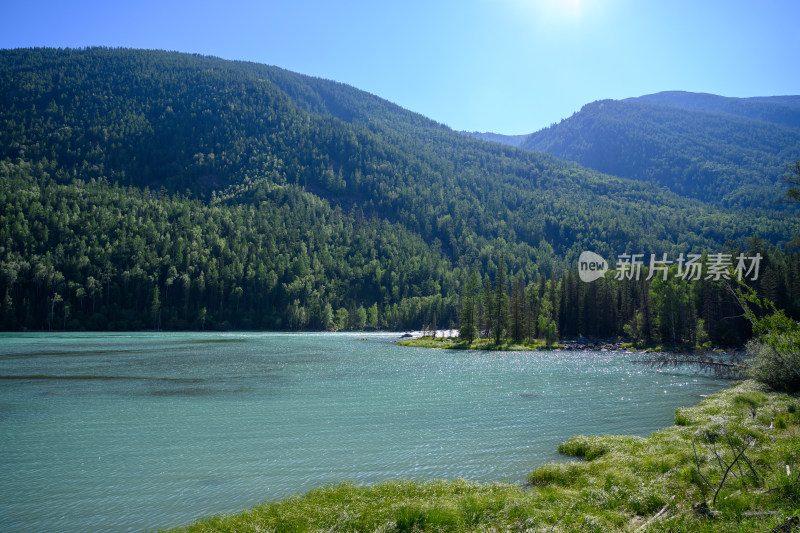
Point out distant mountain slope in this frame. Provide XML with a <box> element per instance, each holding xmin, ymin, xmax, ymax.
<box><xmin>520</xmin><ymin>94</ymin><xmax>800</xmax><ymax>207</ymax></box>
<box><xmin>632</xmin><ymin>91</ymin><xmax>800</xmax><ymax>129</ymax></box>
<box><xmin>459</xmin><ymin>131</ymin><xmax>528</xmax><ymax>147</ymax></box>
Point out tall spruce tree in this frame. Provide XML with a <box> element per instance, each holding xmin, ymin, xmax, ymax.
<box><xmin>459</xmin><ymin>271</ymin><xmax>480</xmax><ymax>343</ymax></box>
<box><xmin>481</xmin><ymin>275</ymin><xmax>493</xmax><ymax>339</ymax></box>
<box><xmin>492</xmin><ymin>256</ymin><xmax>510</xmax><ymax>345</ymax></box>
<box><xmin>510</xmin><ymin>276</ymin><xmax>526</xmax><ymax>344</ymax></box>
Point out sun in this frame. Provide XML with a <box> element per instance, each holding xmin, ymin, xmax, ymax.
<box><xmin>559</xmin><ymin>0</ymin><xmax>585</xmax><ymax>18</ymax></box>
<box><xmin>501</xmin><ymin>0</ymin><xmax>595</xmax><ymax>24</ymax></box>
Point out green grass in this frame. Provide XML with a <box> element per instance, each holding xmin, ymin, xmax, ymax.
<box><xmin>165</xmin><ymin>381</ymin><xmax>800</xmax><ymax>532</ymax></box>
<box><xmin>398</xmin><ymin>336</ymin><xmax>719</xmax><ymax>353</ymax></box>
<box><xmin>396</xmin><ymin>336</ymin><xmax>560</xmax><ymax>351</ymax></box>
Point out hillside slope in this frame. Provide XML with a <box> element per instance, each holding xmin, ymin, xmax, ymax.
<box><xmin>632</xmin><ymin>91</ymin><xmax>800</xmax><ymax>129</ymax></box>
<box><xmin>520</xmin><ymin>94</ymin><xmax>800</xmax><ymax>208</ymax></box>
<box><xmin>0</xmin><ymin>48</ymin><xmax>795</xmax><ymax>331</ymax></box>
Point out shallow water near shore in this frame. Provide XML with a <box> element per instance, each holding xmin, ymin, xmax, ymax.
<box><xmin>0</xmin><ymin>332</ymin><xmax>729</xmax><ymax>532</ymax></box>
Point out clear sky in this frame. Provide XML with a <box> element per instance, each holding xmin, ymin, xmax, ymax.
<box><xmin>2</xmin><ymin>0</ymin><xmax>799</xmax><ymax>134</ymax></box>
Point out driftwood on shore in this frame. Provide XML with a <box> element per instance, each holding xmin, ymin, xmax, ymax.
<box><xmin>631</xmin><ymin>352</ymin><xmax>747</xmax><ymax>379</ymax></box>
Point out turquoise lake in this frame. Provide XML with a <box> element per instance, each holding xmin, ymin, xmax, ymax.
<box><xmin>0</xmin><ymin>332</ymin><xmax>729</xmax><ymax>532</ymax></box>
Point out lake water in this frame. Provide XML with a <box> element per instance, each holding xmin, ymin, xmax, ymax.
<box><xmin>0</xmin><ymin>332</ymin><xmax>728</xmax><ymax>532</ymax></box>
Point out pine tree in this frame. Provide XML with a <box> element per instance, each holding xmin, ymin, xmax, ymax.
<box><xmin>510</xmin><ymin>276</ymin><xmax>525</xmax><ymax>344</ymax></box>
<box><xmin>459</xmin><ymin>271</ymin><xmax>480</xmax><ymax>343</ymax></box>
<box><xmin>784</xmin><ymin>161</ymin><xmax>800</xmax><ymax>203</ymax></box>
<box><xmin>480</xmin><ymin>275</ymin><xmax>493</xmax><ymax>339</ymax></box>
<box><xmin>524</xmin><ymin>281</ymin><xmax>540</xmax><ymax>342</ymax></box>
<box><xmin>492</xmin><ymin>256</ymin><xmax>510</xmax><ymax>345</ymax></box>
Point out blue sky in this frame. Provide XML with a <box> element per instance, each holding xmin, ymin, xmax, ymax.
<box><xmin>3</xmin><ymin>0</ymin><xmax>799</xmax><ymax>134</ymax></box>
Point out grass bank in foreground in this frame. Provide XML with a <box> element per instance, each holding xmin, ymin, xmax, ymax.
<box><xmin>166</xmin><ymin>381</ymin><xmax>800</xmax><ymax>532</ymax></box>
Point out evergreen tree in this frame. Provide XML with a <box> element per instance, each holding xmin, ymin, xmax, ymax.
<box><xmin>524</xmin><ymin>281</ymin><xmax>540</xmax><ymax>342</ymax></box>
<box><xmin>537</xmin><ymin>299</ymin><xmax>557</xmax><ymax>345</ymax></box>
<box><xmin>509</xmin><ymin>276</ymin><xmax>526</xmax><ymax>344</ymax></box>
<box><xmin>321</xmin><ymin>302</ymin><xmax>334</xmax><ymax>331</ymax></box>
<box><xmin>492</xmin><ymin>256</ymin><xmax>510</xmax><ymax>345</ymax></box>
<box><xmin>459</xmin><ymin>271</ymin><xmax>480</xmax><ymax>343</ymax></box>
<box><xmin>650</xmin><ymin>268</ymin><xmax>690</xmax><ymax>345</ymax></box>
<box><xmin>784</xmin><ymin>161</ymin><xmax>800</xmax><ymax>203</ymax></box>
<box><xmin>480</xmin><ymin>275</ymin><xmax>493</xmax><ymax>339</ymax></box>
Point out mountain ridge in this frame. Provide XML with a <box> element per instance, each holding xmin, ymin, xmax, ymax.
<box><xmin>629</xmin><ymin>91</ymin><xmax>800</xmax><ymax>129</ymax></box>
<box><xmin>0</xmin><ymin>47</ymin><xmax>796</xmax><ymax>332</ymax></box>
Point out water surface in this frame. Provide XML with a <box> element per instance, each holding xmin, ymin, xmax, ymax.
<box><xmin>0</xmin><ymin>332</ymin><xmax>728</xmax><ymax>532</ymax></box>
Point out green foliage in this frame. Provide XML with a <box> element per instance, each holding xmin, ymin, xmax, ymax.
<box><xmin>0</xmin><ymin>160</ymin><xmax>457</xmax><ymax>330</ymax></box>
<box><xmin>397</xmin><ymin>336</ymin><xmax>551</xmax><ymax>351</ymax></box>
<box><xmin>0</xmin><ymin>48</ymin><xmax>797</xmax><ymax>333</ymax></box>
<box><xmin>734</xmin><ymin>279</ymin><xmax>800</xmax><ymax>392</ymax></box>
<box><xmin>537</xmin><ymin>299</ymin><xmax>558</xmax><ymax>346</ymax></box>
<box><xmin>526</xmin><ymin>463</ymin><xmax>580</xmax><ymax>487</ymax></box>
<box><xmin>732</xmin><ymin>392</ymin><xmax>768</xmax><ymax>409</ymax></box>
<box><xmin>785</xmin><ymin>161</ymin><xmax>800</xmax><ymax>203</ymax></box>
<box><xmin>452</xmin><ymin>243</ymin><xmax>800</xmax><ymax>348</ymax></box>
<box><xmin>458</xmin><ymin>271</ymin><xmax>480</xmax><ymax>343</ymax></box>
<box><xmin>490</xmin><ymin>256</ymin><xmax>510</xmax><ymax>344</ymax></box>
<box><xmin>675</xmin><ymin>410</ymin><xmax>692</xmax><ymax>426</ymax></box>
<box><xmin>746</xmin><ymin>338</ymin><xmax>800</xmax><ymax>392</ymax></box>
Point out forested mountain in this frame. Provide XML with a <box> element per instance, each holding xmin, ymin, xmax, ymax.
<box><xmin>519</xmin><ymin>94</ymin><xmax>800</xmax><ymax>208</ymax></box>
<box><xmin>632</xmin><ymin>91</ymin><xmax>800</xmax><ymax>129</ymax></box>
<box><xmin>0</xmin><ymin>48</ymin><xmax>796</xmax><ymax>334</ymax></box>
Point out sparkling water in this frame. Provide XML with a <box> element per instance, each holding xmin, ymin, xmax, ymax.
<box><xmin>0</xmin><ymin>332</ymin><xmax>728</xmax><ymax>532</ymax></box>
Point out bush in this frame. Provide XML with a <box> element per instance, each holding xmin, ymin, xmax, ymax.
<box><xmin>394</xmin><ymin>504</ymin><xmax>427</xmax><ymax>531</ymax></box>
<box><xmin>746</xmin><ymin>336</ymin><xmax>800</xmax><ymax>393</ymax></box>
<box><xmin>675</xmin><ymin>410</ymin><xmax>692</xmax><ymax>426</ymax></box>
<box><xmin>528</xmin><ymin>464</ymin><xmax>575</xmax><ymax>487</ymax></box>
<box><xmin>559</xmin><ymin>436</ymin><xmax>608</xmax><ymax>460</ymax></box>
<box><xmin>736</xmin><ymin>283</ymin><xmax>800</xmax><ymax>393</ymax></box>
<box><xmin>393</xmin><ymin>503</ymin><xmax>461</xmax><ymax>531</ymax></box>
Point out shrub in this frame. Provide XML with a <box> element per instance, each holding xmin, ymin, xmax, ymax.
<box><xmin>675</xmin><ymin>410</ymin><xmax>692</xmax><ymax>426</ymax></box>
<box><xmin>746</xmin><ymin>336</ymin><xmax>800</xmax><ymax>393</ymax></box>
<box><xmin>394</xmin><ymin>504</ymin><xmax>427</xmax><ymax>531</ymax></box>
<box><xmin>736</xmin><ymin>282</ymin><xmax>800</xmax><ymax>393</ymax></box>
<box><xmin>528</xmin><ymin>464</ymin><xmax>575</xmax><ymax>487</ymax></box>
<box><xmin>559</xmin><ymin>436</ymin><xmax>608</xmax><ymax>460</ymax></box>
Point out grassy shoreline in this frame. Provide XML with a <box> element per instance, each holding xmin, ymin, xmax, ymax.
<box><xmin>166</xmin><ymin>380</ymin><xmax>800</xmax><ymax>532</ymax></box>
<box><xmin>396</xmin><ymin>335</ymin><xmax>735</xmax><ymax>354</ymax></box>
<box><xmin>396</xmin><ymin>335</ymin><xmax>560</xmax><ymax>351</ymax></box>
